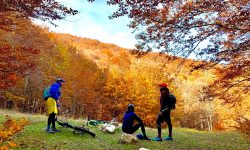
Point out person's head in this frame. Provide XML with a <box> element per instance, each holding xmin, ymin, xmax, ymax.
<box><xmin>127</xmin><ymin>104</ymin><xmax>135</xmax><ymax>112</ymax></box>
<box><xmin>159</xmin><ymin>83</ymin><xmax>167</xmax><ymax>88</ymax></box>
<box><xmin>56</xmin><ymin>78</ymin><xmax>65</xmax><ymax>85</ymax></box>
<box><xmin>159</xmin><ymin>83</ymin><xmax>169</xmax><ymax>92</ymax></box>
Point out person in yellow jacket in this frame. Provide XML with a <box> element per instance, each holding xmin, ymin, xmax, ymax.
<box><xmin>46</xmin><ymin>78</ymin><xmax>65</xmax><ymax>133</ymax></box>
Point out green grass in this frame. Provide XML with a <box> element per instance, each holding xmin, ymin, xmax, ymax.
<box><xmin>0</xmin><ymin>109</ymin><xmax>249</xmax><ymax>150</ymax></box>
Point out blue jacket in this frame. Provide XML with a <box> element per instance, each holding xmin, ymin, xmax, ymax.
<box><xmin>122</xmin><ymin>111</ymin><xmax>142</xmax><ymax>129</ymax></box>
<box><xmin>49</xmin><ymin>82</ymin><xmax>61</xmax><ymax>100</ymax></box>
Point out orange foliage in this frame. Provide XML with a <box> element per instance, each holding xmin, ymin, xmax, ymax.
<box><xmin>0</xmin><ymin>44</ymin><xmax>39</xmax><ymax>89</ymax></box>
<box><xmin>0</xmin><ymin>116</ymin><xmax>29</xmax><ymax>150</ymax></box>
<box><xmin>0</xmin><ymin>4</ymin><xmax>248</xmax><ymax>134</ymax></box>
<box><xmin>94</xmin><ymin>0</ymin><xmax>250</xmax><ymax>108</ymax></box>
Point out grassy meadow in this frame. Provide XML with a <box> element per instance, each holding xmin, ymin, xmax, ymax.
<box><xmin>0</xmin><ymin>109</ymin><xmax>249</xmax><ymax>150</ymax></box>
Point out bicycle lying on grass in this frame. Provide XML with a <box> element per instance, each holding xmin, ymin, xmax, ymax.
<box><xmin>57</xmin><ymin>120</ymin><xmax>96</xmax><ymax>138</ymax></box>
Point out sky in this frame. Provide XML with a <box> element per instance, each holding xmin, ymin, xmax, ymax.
<box><xmin>35</xmin><ymin>0</ymin><xmax>136</xmax><ymax>49</ymax></box>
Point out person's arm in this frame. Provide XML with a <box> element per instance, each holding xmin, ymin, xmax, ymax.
<box><xmin>134</xmin><ymin>113</ymin><xmax>143</xmax><ymax>124</ymax></box>
<box><xmin>160</xmin><ymin>95</ymin><xmax>163</xmax><ymax>110</ymax></box>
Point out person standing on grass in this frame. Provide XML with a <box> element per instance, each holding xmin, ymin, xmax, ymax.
<box><xmin>122</xmin><ymin>104</ymin><xmax>150</xmax><ymax>140</ymax></box>
<box><xmin>46</xmin><ymin>78</ymin><xmax>65</xmax><ymax>133</ymax></box>
<box><xmin>152</xmin><ymin>83</ymin><xmax>174</xmax><ymax>141</ymax></box>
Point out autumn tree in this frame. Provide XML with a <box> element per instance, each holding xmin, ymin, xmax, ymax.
<box><xmin>0</xmin><ymin>0</ymin><xmax>79</xmax><ymax>91</ymax></box>
<box><xmin>0</xmin><ymin>0</ymin><xmax>78</xmax><ymax>30</ymax></box>
<box><xmin>0</xmin><ymin>18</ymin><xmax>55</xmax><ymax>113</ymax></box>
<box><xmin>0</xmin><ymin>45</ymin><xmax>39</xmax><ymax>89</ymax></box>
<box><xmin>98</xmin><ymin>52</ymin><xmax>186</xmax><ymax>127</ymax></box>
<box><xmin>101</xmin><ymin>0</ymin><xmax>249</xmax><ymax>57</ymax></box>
<box><xmin>62</xmin><ymin>47</ymin><xmax>101</xmax><ymax>118</ymax></box>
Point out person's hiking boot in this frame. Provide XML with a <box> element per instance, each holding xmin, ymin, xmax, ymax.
<box><xmin>152</xmin><ymin>137</ymin><xmax>162</xmax><ymax>141</ymax></box>
<box><xmin>51</xmin><ymin>128</ymin><xmax>61</xmax><ymax>132</ymax></box>
<box><xmin>45</xmin><ymin>129</ymin><xmax>55</xmax><ymax>134</ymax></box>
<box><xmin>136</xmin><ymin>134</ymin><xmax>144</xmax><ymax>140</ymax></box>
<box><xmin>163</xmin><ymin>136</ymin><xmax>173</xmax><ymax>141</ymax></box>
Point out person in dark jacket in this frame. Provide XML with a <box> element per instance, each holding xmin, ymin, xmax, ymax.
<box><xmin>152</xmin><ymin>83</ymin><xmax>173</xmax><ymax>141</ymax></box>
<box><xmin>46</xmin><ymin>78</ymin><xmax>65</xmax><ymax>133</ymax></box>
<box><xmin>122</xmin><ymin>104</ymin><xmax>149</xmax><ymax>140</ymax></box>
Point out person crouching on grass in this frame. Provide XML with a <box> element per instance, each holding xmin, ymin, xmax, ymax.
<box><xmin>46</xmin><ymin>78</ymin><xmax>65</xmax><ymax>133</ymax></box>
<box><xmin>122</xmin><ymin>104</ymin><xmax>150</xmax><ymax>140</ymax></box>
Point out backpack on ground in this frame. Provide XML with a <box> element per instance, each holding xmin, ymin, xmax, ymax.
<box><xmin>169</xmin><ymin>94</ymin><xmax>176</xmax><ymax>109</ymax></box>
<box><xmin>43</xmin><ymin>86</ymin><xmax>51</xmax><ymax>101</ymax></box>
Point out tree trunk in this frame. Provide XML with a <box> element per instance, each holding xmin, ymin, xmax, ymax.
<box><xmin>208</xmin><ymin>101</ymin><xmax>213</xmax><ymax>131</ymax></box>
<box><xmin>72</xmin><ymin>88</ymin><xmax>77</xmax><ymax>117</ymax></box>
<box><xmin>205</xmin><ymin>101</ymin><xmax>214</xmax><ymax>131</ymax></box>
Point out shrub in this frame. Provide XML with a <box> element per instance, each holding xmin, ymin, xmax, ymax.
<box><xmin>0</xmin><ymin>116</ymin><xmax>29</xmax><ymax>150</ymax></box>
<box><xmin>235</xmin><ymin>117</ymin><xmax>250</xmax><ymax>139</ymax></box>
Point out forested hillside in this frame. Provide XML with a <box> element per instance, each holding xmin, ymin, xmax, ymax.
<box><xmin>1</xmin><ymin>18</ymin><xmax>249</xmax><ymax>132</ymax></box>
<box><xmin>1</xmin><ymin>1</ymin><xmax>249</xmax><ymax>150</ymax></box>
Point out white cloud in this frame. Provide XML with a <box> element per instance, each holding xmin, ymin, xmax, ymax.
<box><xmin>34</xmin><ymin>0</ymin><xmax>136</xmax><ymax>49</ymax></box>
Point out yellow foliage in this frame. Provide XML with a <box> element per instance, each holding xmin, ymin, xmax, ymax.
<box><xmin>7</xmin><ymin>141</ymin><xmax>17</xmax><ymax>148</ymax></box>
<box><xmin>0</xmin><ymin>116</ymin><xmax>29</xmax><ymax>150</ymax></box>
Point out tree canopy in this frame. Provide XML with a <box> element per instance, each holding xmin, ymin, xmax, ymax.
<box><xmin>0</xmin><ymin>0</ymin><xmax>78</xmax><ymax>30</ymax></box>
<box><xmin>0</xmin><ymin>0</ymin><xmax>249</xmax><ymax>133</ymax></box>
<box><xmin>0</xmin><ymin>0</ymin><xmax>78</xmax><ymax>89</ymax></box>
<box><xmin>103</xmin><ymin>0</ymin><xmax>249</xmax><ymax>60</ymax></box>
<box><xmin>88</xmin><ymin>0</ymin><xmax>250</xmax><ymax>102</ymax></box>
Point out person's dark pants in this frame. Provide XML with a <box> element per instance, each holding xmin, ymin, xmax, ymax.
<box><xmin>156</xmin><ymin>109</ymin><xmax>172</xmax><ymax>138</ymax></box>
<box><xmin>48</xmin><ymin>112</ymin><xmax>56</xmax><ymax>129</ymax></box>
<box><xmin>122</xmin><ymin>122</ymin><xmax>147</xmax><ymax>137</ymax></box>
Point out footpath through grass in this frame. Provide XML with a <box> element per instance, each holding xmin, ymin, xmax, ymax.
<box><xmin>0</xmin><ymin>109</ymin><xmax>249</xmax><ymax>150</ymax></box>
